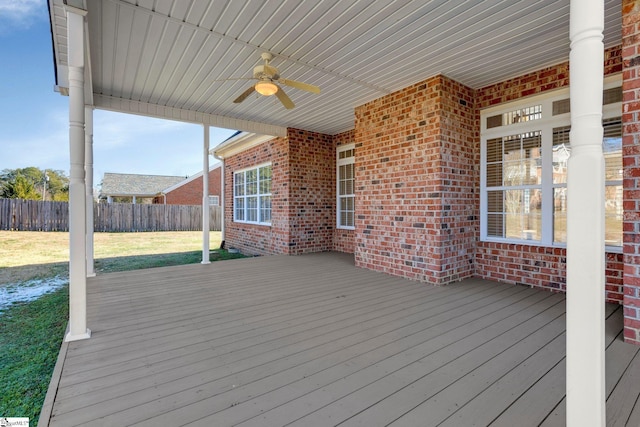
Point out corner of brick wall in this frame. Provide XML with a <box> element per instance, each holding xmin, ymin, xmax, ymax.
<box><xmin>623</xmin><ymin>0</ymin><xmax>640</xmax><ymax>345</ymax></box>
<box><xmin>354</xmin><ymin>75</ymin><xmax>477</xmax><ymax>285</ymax></box>
<box><xmin>223</xmin><ymin>128</ymin><xmax>339</xmax><ymax>256</ymax></box>
<box><xmin>287</xmin><ymin>128</ymin><xmax>335</xmax><ymax>254</ymax></box>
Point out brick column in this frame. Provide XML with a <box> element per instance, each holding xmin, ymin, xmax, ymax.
<box><xmin>354</xmin><ymin>75</ymin><xmax>477</xmax><ymax>285</ymax></box>
<box><xmin>623</xmin><ymin>0</ymin><xmax>640</xmax><ymax>345</ymax></box>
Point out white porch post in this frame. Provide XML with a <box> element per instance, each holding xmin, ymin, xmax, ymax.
<box><xmin>85</xmin><ymin>106</ymin><xmax>95</xmax><ymax>277</ymax></box>
<box><xmin>65</xmin><ymin>5</ymin><xmax>91</xmax><ymax>342</ymax></box>
<box><xmin>202</xmin><ymin>125</ymin><xmax>211</xmax><ymax>264</ymax></box>
<box><xmin>219</xmin><ymin>158</ymin><xmax>225</xmax><ymax>243</ymax></box>
<box><xmin>566</xmin><ymin>0</ymin><xmax>605</xmax><ymax>425</ymax></box>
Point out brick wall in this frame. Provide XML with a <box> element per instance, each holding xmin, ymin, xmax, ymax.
<box><xmin>476</xmin><ymin>46</ymin><xmax>621</xmax><ymax>109</ymax></box>
<box><xmin>333</xmin><ymin>129</ymin><xmax>356</xmax><ymax>253</ymax></box>
<box><xmin>161</xmin><ymin>167</ymin><xmax>222</xmax><ymax>205</ymax></box>
<box><xmin>224</xmin><ymin>136</ymin><xmax>291</xmax><ymax>255</ymax></box>
<box><xmin>354</xmin><ymin>75</ymin><xmax>477</xmax><ymax>285</ymax></box>
<box><xmin>223</xmin><ymin>128</ymin><xmax>337</xmax><ymax>255</ymax></box>
<box><xmin>477</xmin><ymin>244</ymin><xmax>624</xmax><ymax>303</ymax></box>
<box><xmin>474</xmin><ymin>45</ymin><xmax>625</xmax><ymax>305</ymax></box>
<box><xmin>623</xmin><ymin>0</ymin><xmax>640</xmax><ymax>345</ymax></box>
<box><xmin>287</xmin><ymin>128</ymin><xmax>335</xmax><ymax>254</ymax></box>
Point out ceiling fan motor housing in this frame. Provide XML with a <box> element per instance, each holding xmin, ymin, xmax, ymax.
<box><xmin>253</xmin><ymin>64</ymin><xmax>279</xmax><ymax>80</ymax></box>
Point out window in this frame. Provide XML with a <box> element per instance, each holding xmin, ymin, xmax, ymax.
<box><xmin>337</xmin><ymin>144</ymin><xmax>355</xmax><ymax>229</ymax></box>
<box><xmin>208</xmin><ymin>195</ymin><xmax>219</xmax><ymax>206</ymax></box>
<box><xmin>486</xmin><ymin>131</ymin><xmax>542</xmax><ymax>241</ymax></box>
<box><xmin>481</xmin><ymin>80</ymin><xmax>622</xmax><ymax>249</ymax></box>
<box><xmin>233</xmin><ymin>164</ymin><xmax>271</xmax><ymax>225</ymax></box>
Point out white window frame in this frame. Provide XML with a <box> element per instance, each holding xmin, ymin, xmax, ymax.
<box><xmin>480</xmin><ymin>75</ymin><xmax>622</xmax><ymax>252</ymax></box>
<box><xmin>337</xmin><ymin>144</ymin><xmax>355</xmax><ymax>230</ymax></box>
<box><xmin>233</xmin><ymin>162</ymin><xmax>272</xmax><ymax>226</ymax></box>
<box><xmin>208</xmin><ymin>195</ymin><xmax>219</xmax><ymax>206</ymax></box>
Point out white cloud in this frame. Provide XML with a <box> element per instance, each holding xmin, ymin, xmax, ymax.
<box><xmin>0</xmin><ymin>0</ymin><xmax>46</xmax><ymax>30</ymax></box>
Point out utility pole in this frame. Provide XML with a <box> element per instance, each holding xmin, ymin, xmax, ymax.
<box><xmin>43</xmin><ymin>170</ymin><xmax>49</xmax><ymax>201</ymax></box>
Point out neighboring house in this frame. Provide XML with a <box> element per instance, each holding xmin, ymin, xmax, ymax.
<box><xmin>153</xmin><ymin>164</ymin><xmax>222</xmax><ymax>205</ymax></box>
<box><xmin>213</xmin><ymin>46</ymin><xmax>636</xmax><ymax>338</ymax></box>
<box><xmin>100</xmin><ymin>173</ymin><xmax>185</xmax><ymax>204</ymax></box>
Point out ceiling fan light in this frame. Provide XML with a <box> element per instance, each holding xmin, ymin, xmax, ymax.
<box><xmin>255</xmin><ymin>81</ymin><xmax>278</xmax><ymax>96</ymax></box>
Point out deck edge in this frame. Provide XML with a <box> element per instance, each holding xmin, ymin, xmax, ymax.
<box><xmin>37</xmin><ymin>324</ymin><xmax>70</xmax><ymax>427</ymax></box>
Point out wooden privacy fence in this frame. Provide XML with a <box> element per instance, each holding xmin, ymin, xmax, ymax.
<box><xmin>0</xmin><ymin>199</ymin><xmax>222</xmax><ymax>232</ymax></box>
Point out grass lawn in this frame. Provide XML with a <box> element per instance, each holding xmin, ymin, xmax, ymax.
<box><xmin>0</xmin><ymin>230</ymin><xmax>228</xmax><ymax>284</ymax></box>
<box><xmin>0</xmin><ymin>230</ymin><xmax>245</xmax><ymax>422</ymax></box>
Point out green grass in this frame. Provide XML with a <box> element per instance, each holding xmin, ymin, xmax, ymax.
<box><xmin>0</xmin><ymin>288</ymin><xmax>68</xmax><ymax>421</ymax></box>
<box><xmin>0</xmin><ymin>231</ymin><xmax>246</xmax><ymax>422</ymax></box>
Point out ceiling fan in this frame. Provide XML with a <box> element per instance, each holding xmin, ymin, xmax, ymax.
<box><xmin>233</xmin><ymin>52</ymin><xmax>321</xmax><ymax>109</ymax></box>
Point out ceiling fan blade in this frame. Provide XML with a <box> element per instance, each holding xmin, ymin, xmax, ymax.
<box><xmin>278</xmin><ymin>78</ymin><xmax>321</xmax><ymax>94</ymax></box>
<box><xmin>275</xmin><ymin>85</ymin><xmax>295</xmax><ymax>109</ymax></box>
<box><xmin>233</xmin><ymin>86</ymin><xmax>256</xmax><ymax>104</ymax></box>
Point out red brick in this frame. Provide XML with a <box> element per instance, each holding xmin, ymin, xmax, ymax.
<box><xmin>152</xmin><ymin>166</ymin><xmax>222</xmax><ymax>205</ymax></box>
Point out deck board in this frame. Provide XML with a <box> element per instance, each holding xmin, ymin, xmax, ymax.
<box><xmin>43</xmin><ymin>252</ymin><xmax>640</xmax><ymax>427</ymax></box>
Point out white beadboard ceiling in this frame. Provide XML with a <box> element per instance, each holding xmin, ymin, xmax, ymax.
<box><xmin>49</xmin><ymin>0</ymin><xmax>622</xmax><ymax>136</ymax></box>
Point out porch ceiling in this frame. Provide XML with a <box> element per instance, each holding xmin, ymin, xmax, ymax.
<box><xmin>49</xmin><ymin>0</ymin><xmax>622</xmax><ymax>136</ymax></box>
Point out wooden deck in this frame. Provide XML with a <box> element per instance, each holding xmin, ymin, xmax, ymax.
<box><xmin>41</xmin><ymin>252</ymin><xmax>640</xmax><ymax>427</ymax></box>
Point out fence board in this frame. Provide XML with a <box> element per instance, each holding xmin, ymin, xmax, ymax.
<box><xmin>0</xmin><ymin>199</ymin><xmax>221</xmax><ymax>232</ymax></box>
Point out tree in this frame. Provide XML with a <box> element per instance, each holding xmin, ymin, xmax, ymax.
<box><xmin>1</xmin><ymin>174</ymin><xmax>40</xmax><ymax>199</ymax></box>
<box><xmin>0</xmin><ymin>167</ymin><xmax>69</xmax><ymax>201</ymax></box>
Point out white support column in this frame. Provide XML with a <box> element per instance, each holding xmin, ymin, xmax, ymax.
<box><xmin>65</xmin><ymin>5</ymin><xmax>90</xmax><ymax>342</ymax></box>
<box><xmin>202</xmin><ymin>125</ymin><xmax>211</xmax><ymax>264</ymax></box>
<box><xmin>85</xmin><ymin>106</ymin><xmax>95</xmax><ymax>277</ymax></box>
<box><xmin>219</xmin><ymin>158</ymin><xmax>225</xmax><ymax>243</ymax></box>
<box><xmin>566</xmin><ymin>0</ymin><xmax>605</xmax><ymax>425</ymax></box>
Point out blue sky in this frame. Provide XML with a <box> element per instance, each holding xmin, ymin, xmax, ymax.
<box><xmin>0</xmin><ymin>1</ymin><xmax>237</xmax><ymax>187</ymax></box>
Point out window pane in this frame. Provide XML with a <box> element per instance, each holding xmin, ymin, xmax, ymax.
<box><xmin>487</xmin><ymin>115</ymin><xmax>502</xmax><ymax>129</ymax></box>
<box><xmin>234</xmin><ymin>172</ymin><xmax>245</xmax><ymax>196</ymax></box>
<box><xmin>553</xmin><ymin>126</ymin><xmax>571</xmax><ymax>184</ymax></box>
<box><xmin>487</xmin><ymin>213</ymin><xmax>504</xmax><ymax>237</ymax></box>
<box><xmin>234</xmin><ymin>198</ymin><xmax>244</xmax><ymax>221</ymax></box>
<box><xmin>503</xmin><ymin>133</ymin><xmax>542</xmax><ymax>186</ymax></box>
<box><xmin>487</xmin><ymin>191</ymin><xmax>504</xmax><ymax>213</ymax></box>
<box><xmin>486</xmin><ymin>163</ymin><xmax>502</xmax><ymax>187</ymax></box>
<box><xmin>503</xmin><ymin>105</ymin><xmax>542</xmax><ymax>125</ymax></box>
<box><xmin>344</xmin><ymin>163</ymin><xmax>354</xmax><ymax>180</ymax></box>
<box><xmin>345</xmin><ymin>176</ymin><xmax>354</xmax><ymax>195</ymax></box>
<box><xmin>260</xmin><ymin>195</ymin><xmax>271</xmax><ymax>223</ymax></box>
<box><xmin>247</xmin><ymin>196</ymin><xmax>258</xmax><ymax>222</ymax></box>
<box><xmin>504</xmin><ymin>189</ymin><xmax>542</xmax><ymax>241</ymax></box>
<box><xmin>605</xmin><ymin>184</ymin><xmax>622</xmax><ymax>246</ymax></box>
<box><xmin>604</xmin><ymin>118</ymin><xmax>622</xmax><ymax>182</ymax></box>
<box><xmin>486</xmin><ymin>138</ymin><xmax>502</xmax><ymax>162</ymax></box>
<box><xmin>553</xmin><ymin>188</ymin><xmax>567</xmax><ymax>243</ymax></box>
<box><xmin>339</xmin><ymin>195</ymin><xmax>355</xmax><ymax>227</ymax></box>
<box><xmin>339</xmin><ymin>148</ymin><xmax>354</xmax><ymax>159</ymax></box>
<box><xmin>338</xmin><ymin>164</ymin><xmax>355</xmax><ymax>197</ymax></box>
<box><xmin>246</xmin><ymin>169</ymin><xmax>257</xmax><ymax>195</ymax></box>
<box><xmin>259</xmin><ymin>166</ymin><xmax>272</xmax><ymax>194</ymax></box>
<box><xmin>344</xmin><ymin>211</ymin><xmax>354</xmax><ymax>227</ymax></box>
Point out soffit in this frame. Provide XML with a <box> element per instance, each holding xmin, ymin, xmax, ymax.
<box><xmin>50</xmin><ymin>0</ymin><xmax>622</xmax><ymax>136</ymax></box>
